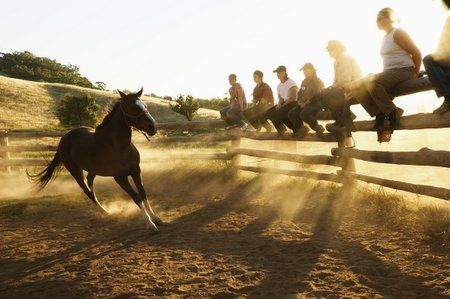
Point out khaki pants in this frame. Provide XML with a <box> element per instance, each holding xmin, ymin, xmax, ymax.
<box><xmin>243</xmin><ymin>103</ymin><xmax>273</xmax><ymax>130</ymax></box>
<box><xmin>351</xmin><ymin>67</ymin><xmax>415</xmax><ymax>117</ymax></box>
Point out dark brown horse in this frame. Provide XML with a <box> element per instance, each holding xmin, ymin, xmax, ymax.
<box><xmin>28</xmin><ymin>88</ymin><xmax>162</xmax><ymax>234</ymax></box>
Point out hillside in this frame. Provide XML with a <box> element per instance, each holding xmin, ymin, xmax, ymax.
<box><xmin>0</xmin><ymin>76</ymin><xmax>219</xmax><ymax>130</ymax></box>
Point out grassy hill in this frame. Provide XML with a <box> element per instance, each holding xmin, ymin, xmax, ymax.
<box><xmin>0</xmin><ymin>75</ymin><xmax>219</xmax><ymax>130</ymax></box>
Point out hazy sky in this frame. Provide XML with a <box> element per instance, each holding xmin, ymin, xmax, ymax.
<box><xmin>1</xmin><ymin>0</ymin><xmax>447</xmax><ymax>105</ymax></box>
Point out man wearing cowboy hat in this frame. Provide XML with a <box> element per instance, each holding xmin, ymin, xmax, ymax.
<box><xmin>300</xmin><ymin>40</ymin><xmax>362</xmax><ymax>138</ymax></box>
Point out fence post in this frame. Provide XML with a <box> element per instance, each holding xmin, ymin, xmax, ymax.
<box><xmin>231</xmin><ymin>137</ymin><xmax>241</xmax><ymax>166</ymax></box>
<box><xmin>337</xmin><ymin>137</ymin><xmax>356</xmax><ymax>186</ymax></box>
<box><xmin>0</xmin><ymin>131</ymin><xmax>11</xmax><ymax>174</ymax></box>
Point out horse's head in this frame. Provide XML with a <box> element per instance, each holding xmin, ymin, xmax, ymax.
<box><xmin>118</xmin><ymin>88</ymin><xmax>157</xmax><ymax>136</ymax></box>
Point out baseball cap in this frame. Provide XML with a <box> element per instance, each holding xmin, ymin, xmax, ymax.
<box><xmin>273</xmin><ymin>65</ymin><xmax>287</xmax><ymax>73</ymax></box>
<box><xmin>299</xmin><ymin>62</ymin><xmax>315</xmax><ymax>71</ymax></box>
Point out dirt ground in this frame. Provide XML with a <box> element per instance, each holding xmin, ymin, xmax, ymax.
<box><xmin>0</xmin><ymin>163</ymin><xmax>449</xmax><ymax>298</ymax></box>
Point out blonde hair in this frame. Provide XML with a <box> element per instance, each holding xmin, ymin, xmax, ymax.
<box><xmin>378</xmin><ymin>7</ymin><xmax>400</xmax><ymax>23</ymax></box>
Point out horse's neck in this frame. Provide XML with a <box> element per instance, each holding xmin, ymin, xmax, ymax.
<box><xmin>97</xmin><ymin>109</ymin><xmax>132</xmax><ymax>149</ymax></box>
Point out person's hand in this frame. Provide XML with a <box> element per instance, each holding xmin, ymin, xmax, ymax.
<box><xmin>299</xmin><ymin>101</ymin><xmax>305</xmax><ymax>108</ymax></box>
<box><xmin>341</xmin><ymin>83</ymin><xmax>351</xmax><ymax>93</ymax></box>
<box><xmin>414</xmin><ymin>68</ymin><xmax>420</xmax><ymax>78</ymax></box>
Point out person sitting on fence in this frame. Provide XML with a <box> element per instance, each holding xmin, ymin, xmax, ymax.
<box><xmin>287</xmin><ymin>63</ymin><xmax>325</xmax><ymax>138</ymax></box>
<box><xmin>301</xmin><ymin>40</ymin><xmax>361</xmax><ymax>138</ymax></box>
<box><xmin>242</xmin><ymin>70</ymin><xmax>275</xmax><ymax>132</ymax></box>
<box><xmin>348</xmin><ymin>8</ymin><xmax>422</xmax><ymax>131</ymax></box>
<box><xmin>423</xmin><ymin>0</ymin><xmax>450</xmax><ymax>114</ymax></box>
<box><xmin>220</xmin><ymin>74</ymin><xmax>248</xmax><ymax>130</ymax></box>
<box><xmin>265</xmin><ymin>65</ymin><xmax>298</xmax><ymax>136</ymax></box>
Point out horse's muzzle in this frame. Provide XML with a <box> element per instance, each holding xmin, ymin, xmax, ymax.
<box><xmin>148</xmin><ymin>126</ymin><xmax>157</xmax><ymax>136</ymax></box>
<box><xmin>147</xmin><ymin>117</ymin><xmax>157</xmax><ymax>136</ymax></box>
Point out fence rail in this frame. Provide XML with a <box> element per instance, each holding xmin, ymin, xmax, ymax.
<box><xmin>1</xmin><ymin>111</ymin><xmax>450</xmax><ymax>201</ymax></box>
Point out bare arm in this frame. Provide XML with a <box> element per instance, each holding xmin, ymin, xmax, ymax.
<box><xmin>276</xmin><ymin>95</ymin><xmax>283</xmax><ymax>110</ymax></box>
<box><xmin>236</xmin><ymin>85</ymin><xmax>246</xmax><ymax>111</ymax></box>
<box><xmin>394</xmin><ymin>29</ymin><xmax>422</xmax><ymax>77</ymax></box>
<box><xmin>286</xmin><ymin>86</ymin><xmax>298</xmax><ymax>103</ymax></box>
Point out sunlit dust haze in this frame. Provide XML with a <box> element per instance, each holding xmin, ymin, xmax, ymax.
<box><xmin>1</xmin><ymin>1</ymin><xmax>447</xmax><ymax>110</ymax></box>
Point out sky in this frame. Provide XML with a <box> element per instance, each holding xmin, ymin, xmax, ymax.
<box><xmin>1</xmin><ymin>0</ymin><xmax>448</xmax><ymax>108</ymax></box>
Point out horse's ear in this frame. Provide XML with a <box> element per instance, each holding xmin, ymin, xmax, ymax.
<box><xmin>136</xmin><ymin>87</ymin><xmax>143</xmax><ymax>98</ymax></box>
<box><xmin>118</xmin><ymin>90</ymin><xmax>127</xmax><ymax>99</ymax></box>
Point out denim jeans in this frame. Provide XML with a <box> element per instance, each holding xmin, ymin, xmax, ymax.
<box><xmin>265</xmin><ymin>101</ymin><xmax>297</xmax><ymax>132</ymax></box>
<box><xmin>287</xmin><ymin>100</ymin><xmax>322</xmax><ymax>131</ymax></box>
<box><xmin>423</xmin><ymin>54</ymin><xmax>450</xmax><ymax>98</ymax></box>
<box><xmin>298</xmin><ymin>87</ymin><xmax>346</xmax><ymax>129</ymax></box>
<box><xmin>287</xmin><ymin>104</ymin><xmax>304</xmax><ymax>132</ymax></box>
<box><xmin>220</xmin><ymin>106</ymin><xmax>245</xmax><ymax>126</ymax></box>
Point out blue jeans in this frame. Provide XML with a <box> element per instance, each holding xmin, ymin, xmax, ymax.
<box><xmin>423</xmin><ymin>54</ymin><xmax>450</xmax><ymax>98</ymax></box>
<box><xmin>220</xmin><ymin>106</ymin><xmax>245</xmax><ymax>126</ymax></box>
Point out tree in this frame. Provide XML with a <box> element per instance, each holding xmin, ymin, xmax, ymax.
<box><xmin>0</xmin><ymin>51</ymin><xmax>95</xmax><ymax>88</ymax></box>
<box><xmin>95</xmin><ymin>81</ymin><xmax>107</xmax><ymax>90</ymax></box>
<box><xmin>56</xmin><ymin>93</ymin><xmax>100</xmax><ymax>127</ymax></box>
<box><xmin>196</xmin><ymin>96</ymin><xmax>231</xmax><ymax>110</ymax></box>
<box><xmin>169</xmin><ymin>95</ymin><xmax>200</xmax><ymax>121</ymax></box>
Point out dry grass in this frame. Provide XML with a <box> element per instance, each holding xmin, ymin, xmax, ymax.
<box><xmin>0</xmin><ymin>75</ymin><xmax>219</xmax><ymax>130</ymax></box>
<box><xmin>354</xmin><ymin>186</ymin><xmax>450</xmax><ymax>246</ymax></box>
<box><xmin>418</xmin><ymin>205</ymin><xmax>450</xmax><ymax>244</ymax></box>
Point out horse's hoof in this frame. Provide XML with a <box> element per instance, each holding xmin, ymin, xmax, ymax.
<box><xmin>98</xmin><ymin>205</ymin><xmax>110</xmax><ymax>215</ymax></box>
<box><xmin>153</xmin><ymin>217</ymin><xmax>166</xmax><ymax>226</ymax></box>
<box><xmin>149</xmin><ymin>227</ymin><xmax>160</xmax><ymax>235</ymax></box>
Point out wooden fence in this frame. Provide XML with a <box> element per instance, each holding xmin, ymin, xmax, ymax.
<box><xmin>1</xmin><ymin>110</ymin><xmax>450</xmax><ymax>201</ymax></box>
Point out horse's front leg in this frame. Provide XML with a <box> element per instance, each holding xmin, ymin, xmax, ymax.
<box><xmin>130</xmin><ymin>169</ymin><xmax>163</xmax><ymax>225</ymax></box>
<box><xmin>113</xmin><ymin>175</ymin><xmax>159</xmax><ymax>234</ymax></box>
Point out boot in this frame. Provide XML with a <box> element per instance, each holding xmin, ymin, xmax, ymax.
<box><xmin>262</xmin><ymin>122</ymin><xmax>273</xmax><ymax>133</ymax></box>
<box><xmin>275</xmin><ymin>124</ymin><xmax>287</xmax><ymax>136</ymax></box>
<box><xmin>326</xmin><ymin>122</ymin><xmax>345</xmax><ymax>134</ymax></box>
<box><xmin>373</xmin><ymin>113</ymin><xmax>385</xmax><ymax>130</ymax></box>
<box><xmin>312</xmin><ymin>124</ymin><xmax>325</xmax><ymax>138</ymax></box>
<box><xmin>388</xmin><ymin>107</ymin><xmax>404</xmax><ymax>130</ymax></box>
<box><xmin>293</xmin><ymin>125</ymin><xmax>310</xmax><ymax>139</ymax></box>
<box><xmin>433</xmin><ymin>98</ymin><xmax>450</xmax><ymax>114</ymax></box>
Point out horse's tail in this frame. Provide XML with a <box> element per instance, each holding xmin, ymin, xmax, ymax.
<box><xmin>27</xmin><ymin>149</ymin><xmax>63</xmax><ymax>192</ymax></box>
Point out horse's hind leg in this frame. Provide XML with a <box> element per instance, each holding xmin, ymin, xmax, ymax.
<box><xmin>114</xmin><ymin>175</ymin><xmax>159</xmax><ymax>234</ymax></box>
<box><xmin>64</xmin><ymin>161</ymin><xmax>109</xmax><ymax>214</ymax></box>
<box><xmin>130</xmin><ymin>169</ymin><xmax>163</xmax><ymax>225</ymax></box>
<box><xmin>86</xmin><ymin>172</ymin><xmax>109</xmax><ymax>214</ymax></box>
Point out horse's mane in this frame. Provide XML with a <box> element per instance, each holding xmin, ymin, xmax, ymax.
<box><xmin>96</xmin><ymin>102</ymin><xmax>120</xmax><ymax>131</ymax></box>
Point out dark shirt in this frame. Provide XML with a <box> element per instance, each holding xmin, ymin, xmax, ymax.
<box><xmin>297</xmin><ymin>75</ymin><xmax>325</xmax><ymax>105</ymax></box>
<box><xmin>253</xmin><ymin>82</ymin><xmax>274</xmax><ymax>105</ymax></box>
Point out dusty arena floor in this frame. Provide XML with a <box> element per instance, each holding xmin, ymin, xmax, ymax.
<box><xmin>0</xmin><ymin>163</ymin><xmax>449</xmax><ymax>298</ymax></box>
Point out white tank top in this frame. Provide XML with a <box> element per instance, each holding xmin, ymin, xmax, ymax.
<box><xmin>380</xmin><ymin>28</ymin><xmax>414</xmax><ymax>70</ymax></box>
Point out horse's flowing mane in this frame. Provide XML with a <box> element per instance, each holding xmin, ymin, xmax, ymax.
<box><xmin>96</xmin><ymin>102</ymin><xmax>120</xmax><ymax>131</ymax></box>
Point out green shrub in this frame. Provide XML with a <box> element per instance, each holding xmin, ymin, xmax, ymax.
<box><xmin>169</xmin><ymin>95</ymin><xmax>200</xmax><ymax>121</ymax></box>
<box><xmin>56</xmin><ymin>93</ymin><xmax>100</xmax><ymax>127</ymax></box>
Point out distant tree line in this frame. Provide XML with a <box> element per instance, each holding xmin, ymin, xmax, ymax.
<box><xmin>0</xmin><ymin>51</ymin><xmax>96</xmax><ymax>88</ymax></box>
<box><xmin>195</xmin><ymin>96</ymin><xmax>230</xmax><ymax>111</ymax></box>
